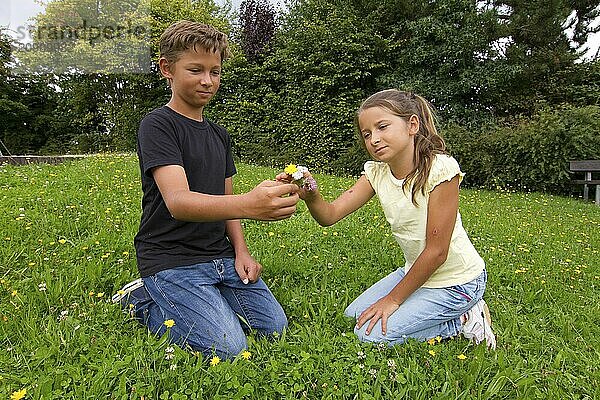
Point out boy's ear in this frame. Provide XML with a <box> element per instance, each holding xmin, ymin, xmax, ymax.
<box><xmin>158</xmin><ymin>57</ymin><xmax>173</xmax><ymax>79</ymax></box>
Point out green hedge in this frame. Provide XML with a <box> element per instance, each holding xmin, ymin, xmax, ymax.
<box><xmin>445</xmin><ymin>105</ymin><xmax>600</xmax><ymax>195</ymax></box>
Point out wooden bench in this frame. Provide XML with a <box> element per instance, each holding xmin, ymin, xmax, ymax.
<box><xmin>569</xmin><ymin>160</ymin><xmax>600</xmax><ymax>205</ymax></box>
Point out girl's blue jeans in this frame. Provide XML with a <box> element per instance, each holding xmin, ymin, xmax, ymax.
<box><xmin>344</xmin><ymin>268</ymin><xmax>487</xmax><ymax>344</ymax></box>
<box><xmin>128</xmin><ymin>258</ymin><xmax>287</xmax><ymax>359</ymax></box>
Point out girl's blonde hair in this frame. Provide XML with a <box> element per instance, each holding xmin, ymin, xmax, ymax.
<box><xmin>159</xmin><ymin>20</ymin><xmax>231</xmax><ymax>64</ymax></box>
<box><xmin>356</xmin><ymin>89</ymin><xmax>446</xmax><ymax>205</ymax></box>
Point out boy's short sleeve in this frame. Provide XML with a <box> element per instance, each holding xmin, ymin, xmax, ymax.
<box><xmin>425</xmin><ymin>154</ymin><xmax>465</xmax><ymax>193</ymax></box>
<box><xmin>138</xmin><ymin>114</ymin><xmax>183</xmax><ymax>177</ymax></box>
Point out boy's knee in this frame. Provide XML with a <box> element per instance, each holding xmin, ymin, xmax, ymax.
<box><xmin>271</xmin><ymin>312</ymin><xmax>288</xmax><ymax>334</ymax></box>
<box><xmin>189</xmin><ymin>331</ymin><xmax>247</xmax><ymax>360</ymax></box>
<box><xmin>257</xmin><ymin>311</ymin><xmax>288</xmax><ymax>338</ymax></box>
<box><xmin>217</xmin><ymin>334</ymin><xmax>247</xmax><ymax>358</ymax></box>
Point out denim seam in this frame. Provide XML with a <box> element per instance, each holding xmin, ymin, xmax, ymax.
<box><xmin>229</xmin><ymin>287</ymin><xmax>256</xmax><ymax>330</ymax></box>
<box><xmin>150</xmin><ymin>275</ymin><xmax>196</xmax><ymax>338</ymax></box>
<box><xmin>387</xmin><ymin>306</ymin><xmax>462</xmax><ymax>338</ymax></box>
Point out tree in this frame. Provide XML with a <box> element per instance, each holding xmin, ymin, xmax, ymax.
<box><xmin>238</xmin><ymin>0</ymin><xmax>277</xmax><ymax>63</ymax></box>
<box><xmin>4</xmin><ymin>0</ymin><xmax>231</xmax><ymax>154</ymax></box>
<box><xmin>372</xmin><ymin>0</ymin><xmax>504</xmax><ymax>124</ymax></box>
<box><xmin>482</xmin><ymin>0</ymin><xmax>600</xmax><ymax>115</ymax></box>
<box><xmin>212</xmin><ymin>0</ymin><xmax>389</xmax><ymax>173</ymax></box>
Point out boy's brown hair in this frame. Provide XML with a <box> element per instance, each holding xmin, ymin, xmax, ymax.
<box><xmin>159</xmin><ymin>21</ymin><xmax>231</xmax><ymax>64</ymax></box>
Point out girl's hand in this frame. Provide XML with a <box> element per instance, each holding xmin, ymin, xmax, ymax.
<box><xmin>234</xmin><ymin>252</ymin><xmax>262</xmax><ymax>284</ymax></box>
<box><xmin>275</xmin><ymin>171</ymin><xmax>319</xmax><ymax>201</ymax></box>
<box><xmin>356</xmin><ymin>295</ymin><xmax>401</xmax><ymax>336</ymax></box>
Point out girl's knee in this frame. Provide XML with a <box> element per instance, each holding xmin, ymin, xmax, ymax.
<box><xmin>354</xmin><ymin>325</ymin><xmax>386</xmax><ymax>343</ymax></box>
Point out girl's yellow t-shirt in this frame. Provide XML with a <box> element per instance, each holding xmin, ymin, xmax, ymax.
<box><xmin>363</xmin><ymin>154</ymin><xmax>484</xmax><ymax>288</ymax></box>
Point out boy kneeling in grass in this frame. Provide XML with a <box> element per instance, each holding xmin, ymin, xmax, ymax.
<box><xmin>113</xmin><ymin>21</ymin><xmax>299</xmax><ymax>360</ymax></box>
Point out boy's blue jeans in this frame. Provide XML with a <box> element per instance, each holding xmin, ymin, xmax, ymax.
<box><xmin>128</xmin><ymin>258</ymin><xmax>287</xmax><ymax>359</ymax></box>
<box><xmin>344</xmin><ymin>268</ymin><xmax>487</xmax><ymax>344</ymax></box>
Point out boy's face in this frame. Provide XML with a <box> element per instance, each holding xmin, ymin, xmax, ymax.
<box><xmin>161</xmin><ymin>47</ymin><xmax>222</xmax><ymax>111</ymax></box>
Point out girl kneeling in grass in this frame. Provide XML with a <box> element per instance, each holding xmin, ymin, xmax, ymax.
<box><xmin>278</xmin><ymin>89</ymin><xmax>496</xmax><ymax>349</ymax></box>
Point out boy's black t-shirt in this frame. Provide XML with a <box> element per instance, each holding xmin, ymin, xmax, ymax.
<box><xmin>134</xmin><ymin>106</ymin><xmax>236</xmax><ymax>277</ymax></box>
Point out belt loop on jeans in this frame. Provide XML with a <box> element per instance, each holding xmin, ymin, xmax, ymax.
<box><xmin>213</xmin><ymin>258</ymin><xmax>225</xmax><ymax>278</ymax></box>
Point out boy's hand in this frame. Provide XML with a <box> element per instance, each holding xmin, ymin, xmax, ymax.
<box><xmin>243</xmin><ymin>180</ymin><xmax>299</xmax><ymax>220</ymax></box>
<box><xmin>234</xmin><ymin>252</ymin><xmax>262</xmax><ymax>284</ymax></box>
<box><xmin>275</xmin><ymin>171</ymin><xmax>319</xmax><ymax>201</ymax></box>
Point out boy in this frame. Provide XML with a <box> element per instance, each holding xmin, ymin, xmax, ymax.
<box><xmin>113</xmin><ymin>21</ymin><xmax>299</xmax><ymax>359</ymax></box>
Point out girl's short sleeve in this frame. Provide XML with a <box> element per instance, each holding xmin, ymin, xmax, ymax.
<box><xmin>363</xmin><ymin>161</ymin><xmax>388</xmax><ymax>185</ymax></box>
<box><xmin>363</xmin><ymin>161</ymin><xmax>377</xmax><ymax>182</ymax></box>
<box><xmin>425</xmin><ymin>155</ymin><xmax>465</xmax><ymax>193</ymax></box>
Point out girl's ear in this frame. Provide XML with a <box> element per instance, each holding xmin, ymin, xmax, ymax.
<box><xmin>408</xmin><ymin>114</ymin><xmax>420</xmax><ymax>136</ymax></box>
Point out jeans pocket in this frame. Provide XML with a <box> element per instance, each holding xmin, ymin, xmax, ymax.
<box><xmin>448</xmin><ymin>270</ymin><xmax>486</xmax><ymax>305</ymax></box>
<box><xmin>447</xmin><ymin>286</ymin><xmax>473</xmax><ymax>303</ymax></box>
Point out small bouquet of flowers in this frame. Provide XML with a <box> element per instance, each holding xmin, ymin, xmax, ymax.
<box><xmin>284</xmin><ymin>164</ymin><xmax>318</xmax><ymax>191</ymax></box>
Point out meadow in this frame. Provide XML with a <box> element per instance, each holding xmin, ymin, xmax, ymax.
<box><xmin>1</xmin><ymin>154</ymin><xmax>599</xmax><ymax>399</ymax></box>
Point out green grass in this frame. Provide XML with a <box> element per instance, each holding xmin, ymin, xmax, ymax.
<box><xmin>1</xmin><ymin>154</ymin><xmax>599</xmax><ymax>399</ymax></box>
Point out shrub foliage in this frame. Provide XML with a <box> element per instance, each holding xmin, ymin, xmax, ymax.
<box><xmin>1</xmin><ymin>0</ymin><xmax>599</xmax><ymax>195</ymax></box>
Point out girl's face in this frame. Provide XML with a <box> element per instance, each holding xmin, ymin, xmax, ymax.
<box><xmin>358</xmin><ymin>106</ymin><xmax>419</xmax><ymax>163</ymax></box>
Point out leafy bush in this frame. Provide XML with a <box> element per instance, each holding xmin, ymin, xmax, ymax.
<box><xmin>445</xmin><ymin>105</ymin><xmax>600</xmax><ymax>195</ymax></box>
<box><xmin>210</xmin><ymin>0</ymin><xmax>387</xmax><ymax>175</ymax></box>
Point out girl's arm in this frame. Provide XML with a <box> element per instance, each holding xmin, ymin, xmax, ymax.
<box><xmin>304</xmin><ymin>175</ymin><xmax>375</xmax><ymax>226</ymax></box>
<box><xmin>224</xmin><ymin>176</ymin><xmax>262</xmax><ymax>284</ymax></box>
<box><xmin>357</xmin><ymin>175</ymin><xmax>460</xmax><ymax>336</ymax></box>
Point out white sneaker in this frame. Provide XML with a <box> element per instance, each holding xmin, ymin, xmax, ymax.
<box><xmin>111</xmin><ymin>278</ymin><xmax>144</xmax><ymax>304</ymax></box>
<box><xmin>461</xmin><ymin>299</ymin><xmax>496</xmax><ymax>349</ymax></box>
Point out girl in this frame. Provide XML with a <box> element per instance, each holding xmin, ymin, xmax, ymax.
<box><xmin>278</xmin><ymin>89</ymin><xmax>496</xmax><ymax>349</ymax></box>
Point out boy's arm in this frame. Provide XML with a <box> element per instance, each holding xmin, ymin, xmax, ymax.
<box><xmin>304</xmin><ymin>175</ymin><xmax>375</xmax><ymax>226</ymax></box>
<box><xmin>153</xmin><ymin>165</ymin><xmax>299</xmax><ymax>221</ymax></box>
<box><xmin>224</xmin><ymin>177</ymin><xmax>262</xmax><ymax>284</ymax></box>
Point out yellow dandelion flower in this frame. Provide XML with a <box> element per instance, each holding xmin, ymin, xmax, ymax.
<box><xmin>435</xmin><ymin>336</ymin><xmax>442</xmax><ymax>343</ymax></box>
<box><xmin>427</xmin><ymin>338</ymin><xmax>436</xmax><ymax>345</ymax></box>
<box><xmin>96</xmin><ymin>292</ymin><xmax>104</xmax><ymax>298</ymax></box>
<box><xmin>10</xmin><ymin>388</ymin><xmax>27</xmax><ymax>400</ymax></box>
<box><xmin>210</xmin><ymin>356</ymin><xmax>221</xmax><ymax>366</ymax></box>
<box><xmin>241</xmin><ymin>350</ymin><xmax>251</xmax><ymax>360</ymax></box>
<box><xmin>284</xmin><ymin>164</ymin><xmax>298</xmax><ymax>174</ymax></box>
<box><xmin>164</xmin><ymin>319</ymin><xmax>175</xmax><ymax>328</ymax></box>
<box><xmin>268</xmin><ymin>232</ymin><xmax>275</xmax><ymax>236</ymax></box>
<box><xmin>58</xmin><ymin>239</ymin><xmax>66</xmax><ymax>244</ymax></box>
<box><xmin>11</xmin><ymin>290</ymin><xmax>17</xmax><ymax>297</ymax></box>
<box><xmin>428</xmin><ymin>350</ymin><xmax>436</xmax><ymax>356</ymax></box>
<box><xmin>457</xmin><ymin>354</ymin><xmax>467</xmax><ymax>360</ymax></box>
